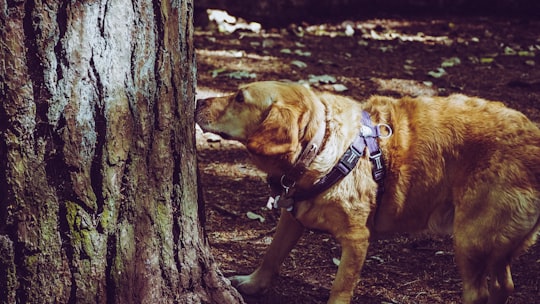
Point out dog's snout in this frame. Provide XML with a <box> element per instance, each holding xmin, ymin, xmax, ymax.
<box><xmin>195</xmin><ymin>99</ymin><xmax>206</xmax><ymax>119</ymax></box>
<box><xmin>195</xmin><ymin>97</ymin><xmax>216</xmax><ymax>128</ymax></box>
<box><xmin>196</xmin><ymin>97</ymin><xmax>209</xmax><ymax>110</ymax></box>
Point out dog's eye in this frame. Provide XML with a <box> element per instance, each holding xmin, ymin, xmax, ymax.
<box><xmin>235</xmin><ymin>92</ymin><xmax>244</xmax><ymax>103</ymax></box>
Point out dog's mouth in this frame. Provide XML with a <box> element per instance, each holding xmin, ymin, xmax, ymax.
<box><xmin>216</xmin><ymin>132</ymin><xmax>233</xmax><ymax>140</ymax></box>
<box><xmin>200</xmin><ymin>128</ymin><xmax>233</xmax><ymax>140</ymax></box>
<box><xmin>196</xmin><ymin>121</ymin><xmax>234</xmax><ymax>141</ymax></box>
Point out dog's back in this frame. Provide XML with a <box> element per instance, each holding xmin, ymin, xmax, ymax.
<box><xmin>368</xmin><ymin>93</ymin><xmax>540</xmax><ymax>303</ymax></box>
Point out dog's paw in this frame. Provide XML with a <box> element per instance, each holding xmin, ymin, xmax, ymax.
<box><xmin>229</xmin><ymin>273</ymin><xmax>269</xmax><ymax>295</ymax></box>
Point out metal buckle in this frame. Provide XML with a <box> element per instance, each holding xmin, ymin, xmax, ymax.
<box><xmin>369</xmin><ymin>150</ymin><xmax>384</xmax><ymax>171</ymax></box>
<box><xmin>369</xmin><ymin>151</ymin><xmax>385</xmax><ymax>182</ymax></box>
<box><xmin>339</xmin><ymin>148</ymin><xmax>361</xmax><ymax>172</ymax></box>
<box><xmin>360</xmin><ymin>125</ymin><xmax>374</xmax><ymax>137</ymax></box>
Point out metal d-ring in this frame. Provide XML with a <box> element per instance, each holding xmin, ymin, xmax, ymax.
<box><xmin>377</xmin><ymin>123</ymin><xmax>393</xmax><ymax>138</ymax></box>
<box><xmin>280</xmin><ymin>175</ymin><xmax>296</xmax><ymax>193</ymax></box>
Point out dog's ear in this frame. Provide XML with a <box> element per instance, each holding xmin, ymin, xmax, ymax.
<box><xmin>246</xmin><ymin>103</ymin><xmax>300</xmax><ymax>156</ymax></box>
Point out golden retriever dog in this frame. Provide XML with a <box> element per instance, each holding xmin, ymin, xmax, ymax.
<box><xmin>196</xmin><ymin>81</ymin><xmax>540</xmax><ymax>304</ymax></box>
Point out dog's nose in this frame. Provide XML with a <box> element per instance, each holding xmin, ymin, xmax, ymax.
<box><xmin>195</xmin><ymin>98</ymin><xmax>209</xmax><ymax>112</ymax></box>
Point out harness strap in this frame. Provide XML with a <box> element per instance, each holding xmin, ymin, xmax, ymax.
<box><xmin>281</xmin><ymin>119</ymin><xmax>326</xmax><ymax>184</ymax></box>
<box><xmin>361</xmin><ymin>111</ymin><xmax>386</xmax><ymax>197</ymax></box>
<box><xmin>269</xmin><ymin>111</ymin><xmax>389</xmax><ymax>208</ymax></box>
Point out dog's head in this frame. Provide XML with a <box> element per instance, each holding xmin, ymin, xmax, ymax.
<box><xmin>196</xmin><ymin>81</ymin><xmax>321</xmax><ymax>157</ymax></box>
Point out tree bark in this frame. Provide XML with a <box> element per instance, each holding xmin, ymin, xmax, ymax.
<box><xmin>0</xmin><ymin>0</ymin><xmax>243</xmax><ymax>303</ymax></box>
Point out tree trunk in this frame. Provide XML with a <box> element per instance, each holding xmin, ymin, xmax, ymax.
<box><xmin>0</xmin><ymin>0</ymin><xmax>243</xmax><ymax>303</ymax></box>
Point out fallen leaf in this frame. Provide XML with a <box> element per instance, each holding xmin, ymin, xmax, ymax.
<box><xmin>379</xmin><ymin>45</ymin><xmax>393</xmax><ymax>53</ymax></box>
<box><xmin>344</xmin><ymin>24</ymin><xmax>355</xmax><ymax>36</ymax></box>
<box><xmin>357</xmin><ymin>40</ymin><xmax>369</xmax><ymax>47</ymax></box>
<box><xmin>246</xmin><ymin>211</ymin><xmax>265</xmax><ymax>223</ymax></box>
<box><xmin>480</xmin><ymin>57</ymin><xmax>495</xmax><ymax>64</ymax></box>
<box><xmin>294</xmin><ymin>49</ymin><xmax>312</xmax><ymax>57</ymax></box>
<box><xmin>518</xmin><ymin>50</ymin><xmax>535</xmax><ymax>57</ymax></box>
<box><xmin>262</xmin><ymin>39</ymin><xmax>274</xmax><ymax>48</ymax></box>
<box><xmin>228</xmin><ymin>71</ymin><xmax>256</xmax><ymax>79</ymax></box>
<box><xmin>211</xmin><ymin>67</ymin><xmax>227</xmax><ymax>78</ymax></box>
<box><xmin>291</xmin><ymin>60</ymin><xmax>307</xmax><ymax>68</ymax></box>
<box><xmin>504</xmin><ymin>46</ymin><xmax>517</xmax><ymax>55</ymax></box>
<box><xmin>468</xmin><ymin>56</ymin><xmax>479</xmax><ymax>64</ymax></box>
<box><xmin>309</xmin><ymin>74</ymin><xmax>337</xmax><ymax>84</ymax></box>
<box><xmin>441</xmin><ymin>57</ymin><xmax>461</xmax><ymax>68</ymax></box>
<box><xmin>403</xmin><ymin>64</ymin><xmax>416</xmax><ymax>71</ymax></box>
<box><xmin>428</xmin><ymin>68</ymin><xmax>446</xmax><ymax>78</ymax></box>
<box><xmin>208</xmin><ymin>9</ymin><xmax>236</xmax><ymax>24</ymax></box>
<box><xmin>318</xmin><ymin>59</ymin><xmax>334</xmax><ymax>65</ymax></box>
<box><xmin>370</xmin><ymin>255</ymin><xmax>385</xmax><ymax>263</ymax></box>
<box><xmin>370</xmin><ymin>29</ymin><xmax>383</xmax><ymax>40</ymax></box>
<box><xmin>332</xmin><ymin>84</ymin><xmax>348</xmax><ymax>92</ymax></box>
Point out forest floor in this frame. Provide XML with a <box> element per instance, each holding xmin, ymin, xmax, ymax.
<box><xmin>195</xmin><ymin>13</ymin><xmax>540</xmax><ymax>304</ymax></box>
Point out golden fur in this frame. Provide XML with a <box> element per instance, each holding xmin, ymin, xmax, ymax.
<box><xmin>196</xmin><ymin>81</ymin><xmax>540</xmax><ymax>304</ymax></box>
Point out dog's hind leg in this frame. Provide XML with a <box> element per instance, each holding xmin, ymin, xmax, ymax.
<box><xmin>230</xmin><ymin>209</ymin><xmax>304</xmax><ymax>295</ymax></box>
<box><xmin>487</xmin><ymin>261</ymin><xmax>514</xmax><ymax>304</ymax></box>
<box><xmin>453</xmin><ymin>243</ymin><xmax>490</xmax><ymax>304</ymax></box>
<box><xmin>487</xmin><ymin>206</ymin><xmax>540</xmax><ymax>304</ymax></box>
<box><xmin>454</xmin><ymin>184</ymin><xmax>540</xmax><ymax>304</ymax></box>
<box><xmin>486</xmin><ymin>194</ymin><xmax>540</xmax><ymax>304</ymax></box>
<box><xmin>455</xmin><ymin>253</ymin><xmax>514</xmax><ymax>304</ymax></box>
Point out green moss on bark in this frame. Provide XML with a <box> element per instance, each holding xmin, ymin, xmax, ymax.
<box><xmin>0</xmin><ymin>235</ymin><xmax>16</xmax><ymax>303</ymax></box>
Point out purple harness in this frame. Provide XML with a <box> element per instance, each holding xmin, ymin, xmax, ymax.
<box><xmin>269</xmin><ymin>111</ymin><xmax>391</xmax><ymax>211</ymax></box>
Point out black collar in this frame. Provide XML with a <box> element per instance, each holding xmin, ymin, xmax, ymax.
<box><xmin>267</xmin><ymin>111</ymin><xmax>391</xmax><ymax>211</ymax></box>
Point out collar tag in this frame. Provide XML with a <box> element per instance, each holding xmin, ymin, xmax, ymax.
<box><xmin>266</xmin><ymin>195</ymin><xmax>294</xmax><ymax>211</ymax></box>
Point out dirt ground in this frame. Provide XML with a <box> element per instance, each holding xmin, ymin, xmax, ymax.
<box><xmin>195</xmin><ymin>13</ymin><xmax>540</xmax><ymax>304</ymax></box>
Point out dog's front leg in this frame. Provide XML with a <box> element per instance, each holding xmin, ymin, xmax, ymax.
<box><xmin>230</xmin><ymin>209</ymin><xmax>304</xmax><ymax>294</ymax></box>
<box><xmin>328</xmin><ymin>231</ymin><xmax>370</xmax><ymax>304</ymax></box>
